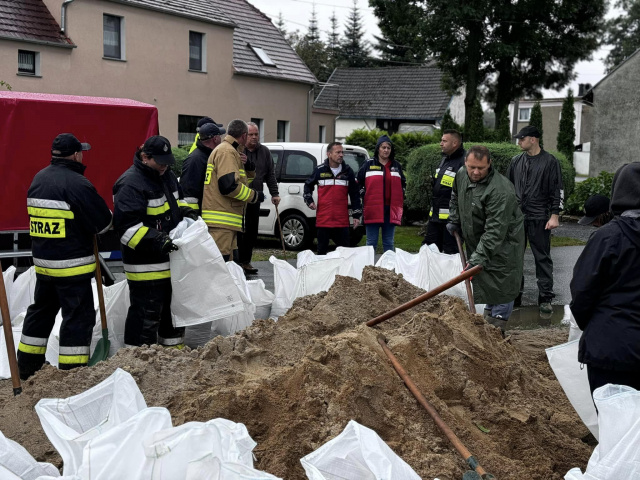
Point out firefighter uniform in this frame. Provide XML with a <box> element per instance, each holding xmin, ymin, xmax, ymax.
<box><xmin>18</xmin><ymin>134</ymin><xmax>112</xmax><ymax>379</ymax></box>
<box><xmin>113</xmin><ymin>136</ymin><xmax>193</xmax><ymax>348</ymax></box>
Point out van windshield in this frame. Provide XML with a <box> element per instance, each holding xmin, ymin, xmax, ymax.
<box><xmin>343</xmin><ymin>151</ymin><xmax>368</xmax><ymax>172</ymax></box>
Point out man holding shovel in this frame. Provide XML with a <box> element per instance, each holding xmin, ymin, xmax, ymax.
<box><xmin>447</xmin><ymin>145</ymin><xmax>525</xmax><ymax>334</ymax></box>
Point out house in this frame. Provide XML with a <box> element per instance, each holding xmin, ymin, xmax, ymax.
<box><xmin>0</xmin><ymin>0</ymin><xmax>331</xmax><ymax>146</ymax></box>
<box><xmin>508</xmin><ymin>86</ymin><xmax>594</xmax><ymax>155</ymax></box>
<box><xmin>583</xmin><ymin>48</ymin><xmax>640</xmax><ymax>177</ymax></box>
<box><xmin>313</xmin><ymin>65</ymin><xmax>465</xmax><ymax>142</ymax></box>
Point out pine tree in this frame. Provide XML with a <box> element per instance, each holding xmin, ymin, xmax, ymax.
<box><xmin>294</xmin><ymin>6</ymin><xmax>330</xmax><ymax>81</ymax></box>
<box><xmin>604</xmin><ymin>0</ymin><xmax>640</xmax><ymax>71</ymax></box>
<box><xmin>326</xmin><ymin>11</ymin><xmax>344</xmax><ymax>72</ymax></box>
<box><xmin>275</xmin><ymin>12</ymin><xmax>287</xmax><ymax>37</ymax></box>
<box><xmin>466</xmin><ymin>98</ymin><xmax>485</xmax><ymax>142</ymax></box>
<box><xmin>496</xmin><ymin>107</ymin><xmax>511</xmax><ymax>142</ymax></box>
<box><xmin>529</xmin><ymin>101</ymin><xmax>544</xmax><ymax>148</ymax></box>
<box><xmin>341</xmin><ymin>0</ymin><xmax>372</xmax><ymax>68</ymax></box>
<box><xmin>307</xmin><ymin>5</ymin><xmax>320</xmax><ymax>43</ymax></box>
<box><xmin>440</xmin><ymin>109</ymin><xmax>459</xmax><ymax>131</ymax></box>
<box><xmin>557</xmin><ymin>89</ymin><xmax>576</xmax><ymax>163</ymax></box>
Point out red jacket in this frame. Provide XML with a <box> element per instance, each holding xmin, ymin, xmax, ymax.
<box><xmin>357</xmin><ymin>158</ymin><xmax>406</xmax><ymax>225</ymax></box>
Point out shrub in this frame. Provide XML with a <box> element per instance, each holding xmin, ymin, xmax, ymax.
<box><xmin>171</xmin><ymin>146</ymin><xmax>190</xmax><ymax>177</ymax></box>
<box><xmin>404</xmin><ymin>143</ymin><xmax>575</xmax><ymax>222</ymax></box>
<box><xmin>565</xmin><ymin>171</ymin><xmax>614</xmax><ymax>215</ymax></box>
<box><xmin>344</xmin><ymin>128</ymin><xmax>388</xmax><ymax>155</ymax></box>
<box><xmin>530</xmin><ymin>101</ymin><xmax>544</xmax><ymax>148</ymax></box>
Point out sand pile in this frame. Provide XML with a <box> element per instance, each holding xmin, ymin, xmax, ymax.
<box><xmin>0</xmin><ymin>267</ymin><xmax>591</xmax><ymax>479</ymax></box>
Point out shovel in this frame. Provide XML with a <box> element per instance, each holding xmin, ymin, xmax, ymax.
<box><xmin>275</xmin><ymin>203</ymin><xmax>287</xmax><ymax>259</ymax></box>
<box><xmin>89</xmin><ymin>236</ymin><xmax>109</xmax><ymax>366</ymax></box>
<box><xmin>0</xmin><ymin>267</ymin><xmax>21</xmax><ymax>395</ymax></box>
<box><xmin>453</xmin><ymin>231</ymin><xmax>476</xmax><ymax>314</ymax></box>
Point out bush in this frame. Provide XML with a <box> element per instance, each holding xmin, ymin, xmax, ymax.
<box><xmin>404</xmin><ymin>143</ymin><xmax>575</xmax><ymax>222</ymax></box>
<box><xmin>565</xmin><ymin>171</ymin><xmax>613</xmax><ymax>215</ymax></box>
<box><xmin>171</xmin><ymin>146</ymin><xmax>190</xmax><ymax>177</ymax></box>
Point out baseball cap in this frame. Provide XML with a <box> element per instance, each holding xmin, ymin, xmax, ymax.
<box><xmin>514</xmin><ymin>125</ymin><xmax>541</xmax><ymax>139</ymax></box>
<box><xmin>51</xmin><ymin>133</ymin><xmax>91</xmax><ymax>157</ymax></box>
<box><xmin>199</xmin><ymin>122</ymin><xmax>226</xmax><ymax>140</ymax></box>
<box><xmin>142</xmin><ymin>135</ymin><xmax>175</xmax><ymax>166</ymax></box>
<box><xmin>578</xmin><ymin>194</ymin><xmax>610</xmax><ymax>225</ymax></box>
<box><xmin>196</xmin><ymin>116</ymin><xmax>224</xmax><ymax>131</ymax></box>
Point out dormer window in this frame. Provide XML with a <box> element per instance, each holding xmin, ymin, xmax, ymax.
<box><xmin>250</xmin><ymin>45</ymin><xmax>276</xmax><ymax>66</ymax></box>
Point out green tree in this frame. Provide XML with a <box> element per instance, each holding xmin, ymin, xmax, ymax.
<box><xmin>604</xmin><ymin>0</ymin><xmax>640</xmax><ymax>71</ymax></box>
<box><xmin>440</xmin><ymin>109</ymin><xmax>460</xmax><ymax>131</ymax></box>
<box><xmin>369</xmin><ymin>0</ymin><xmax>428</xmax><ymax>63</ymax></box>
<box><xmin>529</xmin><ymin>101</ymin><xmax>544</xmax><ymax>148</ymax></box>
<box><xmin>341</xmin><ymin>0</ymin><xmax>372</xmax><ymax>67</ymax></box>
<box><xmin>275</xmin><ymin>12</ymin><xmax>287</xmax><ymax>37</ymax></box>
<box><xmin>326</xmin><ymin>11</ymin><xmax>344</xmax><ymax>72</ymax></box>
<box><xmin>496</xmin><ymin>107</ymin><xmax>511</xmax><ymax>142</ymax></box>
<box><xmin>294</xmin><ymin>6</ymin><xmax>330</xmax><ymax>81</ymax></box>
<box><xmin>557</xmin><ymin>89</ymin><xmax>576</xmax><ymax>163</ymax></box>
<box><xmin>466</xmin><ymin>98</ymin><xmax>485</xmax><ymax>142</ymax></box>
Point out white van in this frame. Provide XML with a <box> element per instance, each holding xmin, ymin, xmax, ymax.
<box><xmin>258</xmin><ymin>142</ymin><xmax>369</xmax><ymax>250</ymax></box>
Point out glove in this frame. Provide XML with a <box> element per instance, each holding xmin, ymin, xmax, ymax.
<box><xmin>446</xmin><ymin>223</ymin><xmax>461</xmax><ymax>236</ymax></box>
<box><xmin>184</xmin><ymin>209</ymin><xmax>199</xmax><ymax>221</ymax></box>
<box><xmin>255</xmin><ymin>191</ymin><xmax>265</xmax><ymax>203</ymax></box>
<box><xmin>161</xmin><ymin>236</ymin><xmax>179</xmax><ymax>254</ymax></box>
<box><xmin>462</xmin><ymin>262</ymin><xmax>476</xmax><ymax>281</ymax></box>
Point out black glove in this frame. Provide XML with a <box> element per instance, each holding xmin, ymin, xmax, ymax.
<box><xmin>184</xmin><ymin>209</ymin><xmax>199</xmax><ymax>221</ymax></box>
<box><xmin>255</xmin><ymin>191</ymin><xmax>265</xmax><ymax>203</ymax></box>
<box><xmin>161</xmin><ymin>236</ymin><xmax>179</xmax><ymax>254</ymax></box>
<box><xmin>446</xmin><ymin>223</ymin><xmax>461</xmax><ymax>236</ymax></box>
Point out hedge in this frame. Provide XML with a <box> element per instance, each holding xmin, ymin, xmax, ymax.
<box><xmin>565</xmin><ymin>171</ymin><xmax>613</xmax><ymax>215</ymax></box>
<box><xmin>404</xmin><ymin>143</ymin><xmax>575</xmax><ymax>222</ymax></box>
<box><xmin>171</xmin><ymin>146</ymin><xmax>190</xmax><ymax>177</ymax></box>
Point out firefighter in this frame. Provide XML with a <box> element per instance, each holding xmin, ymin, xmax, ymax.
<box><xmin>113</xmin><ymin>135</ymin><xmax>197</xmax><ymax>348</ymax></box>
<box><xmin>18</xmin><ymin>133</ymin><xmax>112</xmax><ymax>379</ymax></box>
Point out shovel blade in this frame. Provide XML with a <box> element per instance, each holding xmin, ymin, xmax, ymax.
<box><xmin>88</xmin><ymin>328</ymin><xmax>110</xmax><ymax>366</ymax></box>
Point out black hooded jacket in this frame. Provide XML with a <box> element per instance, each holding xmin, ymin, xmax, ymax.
<box><xmin>570</xmin><ymin>161</ymin><xmax>640</xmax><ymax>370</ymax></box>
<box><xmin>180</xmin><ymin>141</ymin><xmax>213</xmax><ymax>214</ymax></box>
<box><xmin>430</xmin><ymin>146</ymin><xmax>465</xmax><ymax>223</ymax></box>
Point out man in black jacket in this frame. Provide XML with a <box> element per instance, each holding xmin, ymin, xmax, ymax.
<box><xmin>507</xmin><ymin>125</ymin><xmax>563</xmax><ymax>315</ymax></box>
<box><xmin>570</xmin><ymin>162</ymin><xmax>640</xmax><ymax>396</ymax></box>
<box><xmin>18</xmin><ymin>133</ymin><xmax>112</xmax><ymax>379</ymax></box>
<box><xmin>237</xmin><ymin>122</ymin><xmax>280</xmax><ymax>274</ymax></box>
<box><xmin>423</xmin><ymin>129</ymin><xmax>465</xmax><ymax>253</ymax></box>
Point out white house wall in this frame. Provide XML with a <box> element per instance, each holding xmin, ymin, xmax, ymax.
<box><xmin>335</xmin><ymin>118</ymin><xmax>377</xmax><ymax>142</ymax></box>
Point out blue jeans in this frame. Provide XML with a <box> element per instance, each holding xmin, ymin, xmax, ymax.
<box><xmin>485</xmin><ymin>301</ymin><xmax>514</xmax><ymax>321</ymax></box>
<box><xmin>365</xmin><ymin>207</ymin><xmax>396</xmax><ymax>252</ymax></box>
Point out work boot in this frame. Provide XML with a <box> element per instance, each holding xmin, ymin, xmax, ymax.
<box><xmin>539</xmin><ymin>302</ymin><xmax>553</xmax><ymax>318</ymax></box>
<box><xmin>486</xmin><ymin>315</ymin><xmax>507</xmax><ymax>337</ymax></box>
<box><xmin>483</xmin><ymin>308</ymin><xmax>492</xmax><ymax>320</ymax></box>
<box><xmin>241</xmin><ymin>263</ymin><xmax>258</xmax><ymax>274</ymax></box>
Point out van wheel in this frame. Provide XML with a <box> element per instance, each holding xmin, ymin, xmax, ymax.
<box><xmin>280</xmin><ymin>214</ymin><xmax>311</xmax><ymax>251</ymax></box>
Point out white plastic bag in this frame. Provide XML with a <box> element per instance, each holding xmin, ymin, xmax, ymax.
<box><xmin>185</xmin><ymin>454</ymin><xmax>282</xmax><ymax>480</ymax></box>
<box><xmin>296</xmin><ymin>246</ymin><xmax>374</xmax><ymax>281</ymax></box>
<box><xmin>293</xmin><ymin>258</ymin><xmax>343</xmax><ymax>300</ymax></box>
<box><xmin>143</xmin><ymin>419</ymin><xmax>257</xmax><ymax>480</ymax></box>
<box><xmin>269</xmin><ymin>256</ymin><xmax>297</xmax><ymax>318</ymax></box>
<box><xmin>9</xmin><ymin>266</ymin><xmax>36</xmax><ymax>322</ymax></box>
<box><xmin>565</xmin><ymin>384</ymin><xmax>640</xmax><ymax>479</ymax></box>
<box><xmin>374</xmin><ymin>250</ymin><xmax>396</xmax><ymax>271</ymax></box>
<box><xmin>423</xmin><ymin>245</ymin><xmax>466</xmax><ymax>299</ymax></box>
<box><xmin>560</xmin><ymin>305</ymin><xmax>582</xmax><ymax>342</ymax></box>
<box><xmin>300</xmin><ymin>420</ymin><xmax>420</xmax><ymax>480</ymax></box>
<box><xmin>90</xmin><ymin>280</ymin><xmax>129</xmax><ymax>357</ymax></box>
<box><xmin>546</xmin><ymin>341</ymin><xmax>598</xmax><ymax>439</ymax></box>
<box><xmin>0</xmin><ymin>323</ymin><xmax>23</xmax><ymax>380</ymax></box>
<box><xmin>169</xmin><ymin>219</ymin><xmax>245</xmax><ymax>327</ymax></box>
<box><xmin>0</xmin><ymin>429</ymin><xmax>60</xmax><ymax>479</ymax></box>
<box><xmin>247</xmin><ymin>279</ymin><xmax>275</xmax><ymax>320</ymax></box>
<box><xmin>35</xmin><ymin>368</ymin><xmax>147</xmax><ymax>475</ymax></box>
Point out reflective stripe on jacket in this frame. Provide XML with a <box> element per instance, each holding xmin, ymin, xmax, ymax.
<box><xmin>27</xmin><ymin>158</ymin><xmax>112</xmax><ymax>281</ymax></box>
<box><xmin>430</xmin><ymin>147</ymin><xmax>465</xmax><ymax>223</ymax></box>
<box><xmin>357</xmin><ymin>158</ymin><xmax>405</xmax><ymax>225</ymax></box>
<box><xmin>180</xmin><ymin>141</ymin><xmax>212</xmax><ymax>213</ymax></box>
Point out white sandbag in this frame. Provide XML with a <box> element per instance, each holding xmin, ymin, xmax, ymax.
<box><xmin>300</xmin><ymin>420</ymin><xmax>420</xmax><ymax>480</ymax></box>
<box><xmin>546</xmin><ymin>341</ymin><xmax>598</xmax><ymax>439</ymax></box>
<box><xmin>269</xmin><ymin>256</ymin><xmax>297</xmax><ymax>318</ymax></box>
<box><xmin>296</xmin><ymin>246</ymin><xmax>374</xmax><ymax>281</ymax></box>
<box><xmin>0</xmin><ymin>429</ymin><xmax>60</xmax><ymax>479</ymax></box>
<box><xmin>143</xmin><ymin>418</ymin><xmax>257</xmax><ymax>480</ymax></box>
<box><xmin>35</xmin><ymin>368</ymin><xmax>146</xmax><ymax>476</ymax></box>
<box><xmin>90</xmin><ymin>280</ymin><xmax>129</xmax><ymax>357</ymax></box>
<box><xmin>186</xmin><ymin>454</ymin><xmax>281</xmax><ymax>480</ymax></box>
<box><xmin>564</xmin><ymin>384</ymin><xmax>640</xmax><ymax>479</ymax></box>
<box><xmin>394</xmin><ymin>248</ymin><xmax>428</xmax><ymax>289</ymax></box>
<box><xmin>2</xmin><ymin>266</ymin><xmax>16</xmax><ymax>320</ymax></box>
<box><xmin>293</xmin><ymin>258</ymin><xmax>342</xmax><ymax>299</ymax></box>
<box><xmin>76</xmin><ymin>407</ymin><xmax>172</xmax><ymax>480</ymax></box>
<box><xmin>422</xmin><ymin>245</ymin><xmax>466</xmax><ymax>300</ymax></box>
<box><xmin>9</xmin><ymin>266</ymin><xmax>36</xmax><ymax>322</ymax></box>
<box><xmin>374</xmin><ymin>250</ymin><xmax>396</xmax><ymax>271</ymax></box>
<box><xmin>169</xmin><ymin>218</ymin><xmax>245</xmax><ymax>327</ymax></box>
<box><xmin>0</xmin><ymin>323</ymin><xmax>23</xmax><ymax>380</ymax></box>
<box><xmin>212</xmin><ymin>262</ymin><xmax>255</xmax><ymax>337</ymax></box>
<box><xmin>247</xmin><ymin>280</ymin><xmax>275</xmax><ymax>320</ymax></box>
<box><xmin>561</xmin><ymin>305</ymin><xmax>582</xmax><ymax>342</ymax></box>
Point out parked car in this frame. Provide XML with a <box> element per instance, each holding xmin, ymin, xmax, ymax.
<box><xmin>258</xmin><ymin>142</ymin><xmax>369</xmax><ymax>250</ymax></box>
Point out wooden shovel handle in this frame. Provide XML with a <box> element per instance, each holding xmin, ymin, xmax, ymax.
<box><xmin>453</xmin><ymin>231</ymin><xmax>476</xmax><ymax>314</ymax></box>
<box><xmin>0</xmin><ymin>266</ymin><xmax>21</xmax><ymax>395</ymax></box>
<box><xmin>93</xmin><ymin>237</ymin><xmax>107</xmax><ymax>330</ymax></box>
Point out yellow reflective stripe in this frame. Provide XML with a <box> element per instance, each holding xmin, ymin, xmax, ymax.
<box><xmin>128</xmin><ymin>226</ymin><xmax>149</xmax><ymax>249</ymax></box>
<box><xmin>238</xmin><ymin>169</ymin><xmax>246</xmax><ymax>178</ymax></box>
<box><xmin>27</xmin><ymin>207</ymin><xmax>74</xmax><ymax>219</ymax></box>
<box><xmin>30</xmin><ymin>218</ymin><xmax>66</xmax><ymax>238</ymax></box>
<box><xmin>185</xmin><ymin>203</ymin><xmax>199</xmax><ymax>210</ymax></box>
<box><xmin>163</xmin><ymin>344</ymin><xmax>185</xmax><ymax>350</ymax></box>
<box><xmin>205</xmin><ymin>164</ymin><xmax>214</xmax><ymax>185</ymax></box>
<box><xmin>177</xmin><ymin>199</ymin><xmax>188</xmax><ymax>207</ymax></box>
<box><xmin>35</xmin><ymin>263</ymin><xmax>96</xmax><ymax>278</ymax></box>
<box><xmin>18</xmin><ymin>342</ymin><xmax>47</xmax><ymax>355</ymax></box>
<box><xmin>146</xmin><ymin>202</ymin><xmax>170</xmax><ymax>216</ymax></box>
<box><xmin>233</xmin><ymin>184</ymin><xmax>252</xmax><ymax>201</ymax></box>
<box><xmin>201</xmin><ymin>210</ymin><xmax>243</xmax><ymax>227</ymax></box>
<box><xmin>439</xmin><ymin>213</ymin><xmax>450</xmax><ymax>219</ymax></box>
<box><xmin>125</xmin><ymin>270</ymin><xmax>171</xmax><ymax>281</ymax></box>
<box><xmin>58</xmin><ymin>355</ymin><xmax>89</xmax><ymax>364</ymax></box>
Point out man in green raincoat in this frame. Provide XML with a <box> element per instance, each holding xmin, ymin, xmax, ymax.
<box><xmin>447</xmin><ymin>145</ymin><xmax>525</xmax><ymax>333</ymax></box>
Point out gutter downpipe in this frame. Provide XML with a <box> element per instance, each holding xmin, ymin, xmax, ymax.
<box><xmin>61</xmin><ymin>0</ymin><xmax>76</xmax><ymax>34</ymax></box>
<box><xmin>306</xmin><ymin>85</ymin><xmax>315</xmax><ymax>142</ymax></box>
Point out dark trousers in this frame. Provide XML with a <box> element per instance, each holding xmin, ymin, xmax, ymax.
<box><xmin>237</xmin><ymin>201</ymin><xmax>260</xmax><ymax>265</ymax></box>
<box><xmin>422</xmin><ymin>220</ymin><xmax>459</xmax><ymax>254</ymax></box>
<box><xmin>587</xmin><ymin>365</ymin><xmax>640</xmax><ymax>397</ymax></box>
<box><xmin>520</xmin><ymin>219</ymin><xmax>554</xmax><ymax>303</ymax></box>
<box><xmin>317</xmin><ymin>227</ymin><xmax>349</xmax><ymax>255</ymax></box>
<box><xmin>18</xmin><ymin>277</ymin><xmax>95</xmax><ymax>378</ymax></box>
<box><xmin>124</xmin><ymin>280</ymin><xmax>185</xmax><ymax>347</ymax></box>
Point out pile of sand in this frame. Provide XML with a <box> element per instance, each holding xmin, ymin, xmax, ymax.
<box><xmin>0</xmin><ymin>267</ymin><xmax>591</xmax><ymax>479</ymax></box>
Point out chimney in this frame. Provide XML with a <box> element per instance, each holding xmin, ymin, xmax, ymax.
<box><xmin>578</xmin><ymin>83</ymin><xmax>593</xmax><ymax>97</ymax></box>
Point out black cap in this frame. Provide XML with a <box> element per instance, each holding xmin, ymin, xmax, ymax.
<box><xmin>514</xmin><ymin>125</ymin><xmax>541</xmax><ymax>139</ymax></box>
<box><xmin>51</xmin><ymin>133</ymin><xmax>91</xmax><ymax>157</ymax></box>
<box><xmin>579</xmin><ymin>194</ymin><xmax>610</xmax><ymax>225</ymax></box>
<box><xmin>199</xmin><ymin>122</ymin><xmax>226</xmax><ymax>140</ymax></box>
<box><xmin>196</xmin><ymin>116</ymin><xmax>224</xmax><ymax>132</ymax></box>
<box><xmin>142</xmin><ymin>135</ymin><xmax>175</xmax><ymax>166</ymax></box>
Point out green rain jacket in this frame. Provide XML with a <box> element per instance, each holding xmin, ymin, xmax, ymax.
<box><xmin>449</xmin><ymin>166</ymin><xmax>525</xmax><ymax>304</ymax></box>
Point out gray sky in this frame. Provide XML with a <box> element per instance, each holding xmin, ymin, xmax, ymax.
<box><xmin>247</xmin><ymin>0</ymin><xmax>615</xmax><ymax>98</ymax></box>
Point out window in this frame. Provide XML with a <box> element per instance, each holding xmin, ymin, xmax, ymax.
<box><xmin>18</xmin><ymin>50</ymin><xmax>39</xmax><ymax>75</ymax></box>
<box><xmin>318</xmin><ymin>125</ymin><xmax>326</xmax><ymax>143</ymax></box>
<box><xmin>250</xmin><ymin>45</ymin><xmax>276</xmax><ymax>66</ymax></box>
<box><xmin>518</xmin><ymin>108</ymin><xmax>531</xmax><ymax>122</ymax></box>
<box><xmin>103</xmin><ymin>14</ymin><xmax>124</xmax><ymax>59</ymax></box>
<box><xmin>282</xmin><ymin>151</ymin><xmax>316</xmax><ymax>180</ymax></box>
<box><xmin>250</xmin><ymin>118</ymin><xmax>264</xmax><ymax>142</ymax></box>
<box><xmin>277</xmin><ymin>120</ymin><xmax>290</xmax><ymax>142</ymax></box>
<box><xmin>343</xmin><ymin>150</ymin><xmax>368</xmax><ymax>173</ymax></box>
<box><xmin>189</xmin><ymin>31</ymin><xmax>206</xmax><ymax>71</ymax></box>
<box><xmin>178</xmin><ymin>114</ymin><xmax>201</xmax><ymax>147</ymax></box>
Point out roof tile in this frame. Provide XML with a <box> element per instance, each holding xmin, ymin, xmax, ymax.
<box><xmin>0</xmin><ymin>0</ymin><xmax>73</xmax><ymax>46</ymax></box>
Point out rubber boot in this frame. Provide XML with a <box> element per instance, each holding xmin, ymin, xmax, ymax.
<box><xmin>486</xmin><ymin>315</ymin><xmax>507</xmax><ymax>337</ymax></box>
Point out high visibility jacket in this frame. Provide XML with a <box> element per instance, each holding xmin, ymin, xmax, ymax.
<box><xmin>357</xmin><ymin>158</ymin><xmax>405</xmax><ymax>225</ymax></box>
<box><xmin>304</xmin><ymin>159</ymin><xmax>361</xmax><ymax>228</ymax></box>
<box><xmin>113</xmin><ymin>155</ymin><xmax>190</xmax><ymax>282</ymax></box>
<box><xmin>27</xmin><ymin>158</ymin><xmax>112</xmax><ymax>282</ymax></box>
<box><xmin>430</xmin><ymin>147</ymin><xmax>465</xmax><ymax>223</ymax></box>
<box><xmin>180</xmin><ymin>141</ymin><xmax>213</xmax><ymax>213</ymax></box>
<box><xmin>201</xmin><ymin>135</ymin><xmax>258</xmax><ymax>232</ymax></box>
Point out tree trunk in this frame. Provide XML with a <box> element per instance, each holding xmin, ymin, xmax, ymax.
<box><xmin>493</xmin><ymin>65</ymin><xmax>514</xmax><ymax>128</ymax></box>
<box><xmin>464</xmin><ymin>22</ymin><xmax>483</xmax><ymax>131</ymax></box>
